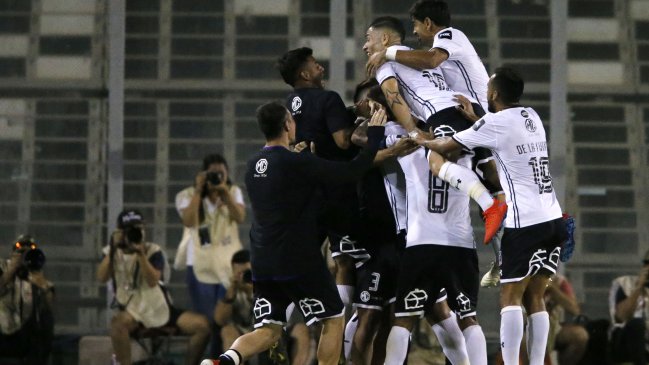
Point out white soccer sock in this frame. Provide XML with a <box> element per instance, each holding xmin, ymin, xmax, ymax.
<box><xmin>385</xmin><ymin>326</ymin><xmax>410</xmax><ymax>365</ymax></box>
<box><xmin>431</xmin><ymin>315</ymin><xmax>470</xmax><ymax>365</ymax></box>
<box><xmin>439</xmin><ymin>162</ymin><xmax>493</xmax><ymax>211</ymax></box>
<box><xmin>343</xmin><ymin>311</ymin><xmax>359</xmax><ymax>363</ymax></box>
<box><xmin>526</xmin><ymin>311</ymin><xmax>550</xmax><ymax>365</ymax></box>
<box><xmin>337</xmin><ymin>285</ymin><xmax>354</xmax><ymax>321</ymax></box>
<box><xmin>462</xmin><ymin>325</ymin><xmax>487</xmax><ymax>365</ymax></box>
<box><xmin>500</xmin><ymin>306</ymin><xmax>524</xmax><ymax>365</ymax></box>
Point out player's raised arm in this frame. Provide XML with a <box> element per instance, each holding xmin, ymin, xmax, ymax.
<box><xmin>379</xmin><ymin>77</ymin><xmax>419</xmax><ymax>133</ymax></box>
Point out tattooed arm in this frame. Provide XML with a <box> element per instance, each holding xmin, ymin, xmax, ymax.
<box><xmin>379</xmin><ymin>77</ymin><xmax>418</xmax><ymax>132</ymax></box>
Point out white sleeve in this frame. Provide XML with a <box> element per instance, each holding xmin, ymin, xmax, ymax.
<box><xmin>231</xmin><ymin>185</ymin><xmax>245</xmax><ymax>206</ymax></box>
<box><xmin>432</xmin><ymin>29</ymin><xmax>462</xmax><ymax>59</ymax></box>
<box><xmin>452</xmin><ymin>114</ymin><xmax>499</xmax><ymax>151</ymax></box>
<box><xmin>375</xmin><ymin>62</ymin><xmax>396</xmax><ymax>85</ymax></box>
<box><xmin>175</xmin><ymin>188</ymin><xmax>193</xmax><ymax>216</ymax></box>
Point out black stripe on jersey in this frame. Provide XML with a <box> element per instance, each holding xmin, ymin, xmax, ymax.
<box><xmin>453</xmin><ymin>60</ymin><xmax>482</xmax><ymax>109</ymax></box>
<box><xmin>394</xmin><ymin>74</ymin><xmax>437</xmax><ymax>115</ymax></box>
<box><xmin>384</xmin><ymin>176</ymin><xmax>401</xmax><ymax>233</ymax></box>
<box><xmin>492</xmin><ymin>151</ymin><xmax>520</xmax><ymax>227</ymax></box>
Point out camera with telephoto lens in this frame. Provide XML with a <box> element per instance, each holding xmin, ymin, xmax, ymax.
<box><xmin>13</xmin><ymin>235</ymin><xmax>46</xmax><ymax>280</ymax></box>
<box><xmin>205</xmin><ymin>171</ymin><xmax>224</xmax><ymax>186</ymax></box>
<box><xmin>116</xmin><ymin>225</ymin><xmax>144</xmax><ymax>252</ymax></box>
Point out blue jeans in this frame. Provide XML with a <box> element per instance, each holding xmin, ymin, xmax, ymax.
<box><xmin>186</xmin><ymin>266</ymin><xmax>226</xmax><ymax>357</ymax></box>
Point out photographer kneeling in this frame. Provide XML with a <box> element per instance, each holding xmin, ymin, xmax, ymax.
<box><xmin>0</xmin><ymin>234</ymin><xmax>54</xmax><ymax>365</ymax></box>
<box><xmin>97</xmin><ymin>210</ymin><xmax>210</xmax><ymax>365</ymax></box>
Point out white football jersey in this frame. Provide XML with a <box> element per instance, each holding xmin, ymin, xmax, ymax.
<box><xmin>383</xmin><ymin>122</ymin><xmax>408</xmax><ymax>233</ymax></box>
<box><xmin>375</xmin><ymin>45</ymin><xmax>477</xmax><ymax>123</ymax></box>
<box><xmin>397</xmin><ymin>147</ymin><xmax>475</xmax><ymax>249</ymax></box>
<box><xmin>452</xmin><ymin>107</ymin><xmax>563</xmax><ymax>228</ymax></box>
<box><xmin>432</xmin><ymin>27</ymin><xmax>489</xmax><ymax>109</ymax></box>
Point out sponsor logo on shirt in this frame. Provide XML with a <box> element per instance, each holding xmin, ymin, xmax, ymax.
<box><xmin>438</xmin><ymin>30</ymin><xmax>452</xmax><ymax>40</ymax></box>
<box><xmin>360</xmin><ymin>291</ymin><xmax>371</xmax><ymax>303</ymax></box>
<box><xmin>255</xmin><ymin>158</ymin><xmax>268</xmax><ymax>174</ymax></box>
<box><xmin>524</xmin><ymin>118</ymin><xmax>536</xmax><ymax>133</ymax></box>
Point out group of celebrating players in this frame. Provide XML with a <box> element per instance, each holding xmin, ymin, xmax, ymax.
<box><xmin>202</xmin><ymin>1</ymin><xmax>567</xmax><ymax>365</ymax></box>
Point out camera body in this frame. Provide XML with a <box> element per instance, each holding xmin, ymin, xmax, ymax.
<box><xmin>116</xmin><ymin>225</ymin><xmax>144</xmax><ymax>253</ymax></box>
<box><xmin>205</xmin><ymin>171</ymin><xmax>224</xmax><ymax>186</ymax></box>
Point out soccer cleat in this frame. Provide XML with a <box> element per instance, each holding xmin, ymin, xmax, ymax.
<box><xmin>482</xmin><ymin>199</ymin><xmax>507</xmax><ymax>244</ymax></box>
<box><xmin>480</xmin><ymin>261</ymin><xmax>500</xmax><ymax>287</ymax></box>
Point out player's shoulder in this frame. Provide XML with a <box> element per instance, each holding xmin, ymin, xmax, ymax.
<box><xmin>436</xmin><ymin>27</ymin><xmax>466</xmax><ymax>41</ymax></box>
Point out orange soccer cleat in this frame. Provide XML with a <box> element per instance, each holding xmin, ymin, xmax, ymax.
<box><xmin>482</xmin><ymin>199</ymin><xmax>507</xmax><ymax>244</ymax></box>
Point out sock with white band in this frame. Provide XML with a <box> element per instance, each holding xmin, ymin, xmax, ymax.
<box><xmin>439</xmin><ymin>161</ymin><xmax>494</xmax><ymax>211</ymax></box>
<box><xmin>343</xmin><ymin>311</ymin><xmax>359</xmax><ymax>363</ymax></box>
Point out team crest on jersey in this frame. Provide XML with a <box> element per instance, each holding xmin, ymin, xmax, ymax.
<box><xmin>299</xmin><ymin>298</ymin><xmax>325</xmax><ymax>316</ymax></box>
<box><xmin>253</xmin><ymin>298</ymin><xmax>272</xmax><ymax>318</ymax></box>
<box><xmin>404</xmin><ymin>289</ymin><xmax>428</xmax><ymax>310</ymax></box>
<box><xmin>291</xmin><ymin>96</ymin><xmax>302</xmax><ymax>112</ymax></box>
<box><xmin>255</xmin><ymin>158</ymin><xmax>268</xmax><ymax>174</ymax></box>
<box><xmin>524</xmin><ymin>118</ymin><xmax>536</xmax><ymax>133</ymax></box>
<box><xmin>438</xmin><ymin>30</ymin><xmax>452</xmax><ymax>40</ymax></box>
<box><xmin>433</xmin><ymin>124</ymin><xmax>457</xmax><ymax>138</ymax></box>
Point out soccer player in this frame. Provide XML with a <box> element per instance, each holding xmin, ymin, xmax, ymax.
<box><xmin>201</xmin><ymin>102</ymin><xmax>386</xmax><ymax>365</ymax></box>
<box><xmin>366</xmin><ymin>0</ymin><xmax>504</xmax><ymax>285</ymax></box>
<box><xmin>277</xmin><ymin>48</ymin><xmax>365</xmax><ymax>320</ymax></box>
<box><xmin>413</xmin><ymin>67</ymin><xmax>567</xmax><ymax>365</ymax></box>
<box><xmin>363</xmin><ymin>16</ymin><xmax>506</xmax><ymax>245</ymax></box>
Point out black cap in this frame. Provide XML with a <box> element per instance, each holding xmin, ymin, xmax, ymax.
<box><xmin>117</xmin><ymin>209</ymin><xmax>144</xmax><ymax>229</ymax></box>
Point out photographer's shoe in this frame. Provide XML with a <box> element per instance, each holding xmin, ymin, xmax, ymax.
<box><xmin>482</xmin><ymin>199</ymin><xmax>507</xmax><ymax>244</ymax></box>
<box><xmin>480</xmin><ymin>261</ymin><xmax>500</xmax><ymax>288</ymax></box>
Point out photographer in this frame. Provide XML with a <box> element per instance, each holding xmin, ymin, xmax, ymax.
<box><xmin>0</xmin><ymin>234</ymin><xmax>54</xmax><ymax>365</ymax></box>
<box><xmin>97</xmin><ymin>210</ymin><xmax>210</xmax><ymax>365</ymax></box>
<box><xmin>174</xmin><ymin>154</ymin><xmax>246</xmax><ymax>356</ymax></box>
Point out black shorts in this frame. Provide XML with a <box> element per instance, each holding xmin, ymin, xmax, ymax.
<box><xmin>252</xmin><ymin>267</ymin><xmax>344</xmax><ymax>327</ymax></box>
<box><xmin>500</xmin><ymin>217</ymin><xmax>567</xmax><ymax>283</ymax></box>
<box><xmin>353</xmin><ymin>234</ymin><xmax>404</xmax><ymax>310</ymax></box>
<box><xmin>328</xmin><ymin>232</ymin><xmax>370</xmax><ymax>264</ymax></box>
<box><xmin>394</xmin><ymin>245</ymin><xmax>479</xmax><ymax>319</ymax></box>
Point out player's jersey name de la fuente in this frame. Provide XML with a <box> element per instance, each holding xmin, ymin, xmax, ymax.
<box><xmin>515</xmin><ymin>141</ymin><xmax>547</xmax><ymax>155</ymax></box>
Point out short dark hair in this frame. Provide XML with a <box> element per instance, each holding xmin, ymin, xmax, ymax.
<box><xmin>276</xmin><ymin>47</ymin><xmax>313</xmax><ymax>87</ymax></box>
<box><xmin>202</xmin><ymin>153</ymin><xmax>229</xmax><ymax>171</ymax></box>
<box><xmin>492</xmin><ymin>67</ymin><xmax>524</xmax><ymax>105</ymax></box>
<box><xmin>409</xmin><ymin>0</ymin><xmax>451</xmax><ymax>27</ymax></box>
<box><xmin>256</xmin><ymin>101</ymin><xmax>288</xmax><ymax>140</ymax></box>
<box><xmin>353</xmin><ymin>78</ymin><xmax>379</xmax><ymax>103</ymax></box>
<box><xmin>231</xmin><ymin>249</ymin><xmax>250</xmax><ymax>264</ymax></box>
<box><xmin>369</xmin><ymin>16</ymin><xmax>406</xmax><ymax>42</ymax></box>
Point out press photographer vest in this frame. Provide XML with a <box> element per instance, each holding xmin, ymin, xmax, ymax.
<box><xmin>108</xmin><ymin>243</ymin><xmax>171</xmax><ymax>328</ymax></box>
<box><xmin>174</xmin><ymin>185</ymin><xmax>243</xmax><ymax>284</ymax></box>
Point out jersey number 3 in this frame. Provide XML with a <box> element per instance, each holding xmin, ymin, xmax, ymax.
<box><xmin>428</xmin><ymin>172</ymin><xmax>449</xmax><ymax>213</ymax></box>
<box><xmin>528</xmin><ymin>157</ymin><xmax>553</xmax><ymax>194</ymax></box>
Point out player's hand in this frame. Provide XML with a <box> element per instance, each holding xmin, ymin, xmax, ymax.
<box><xmin>454</xmin><ymin>94</ymin><xmax>480</xmax><ymax>122</ymax></box>
<box><xmin>409</xmin><ymin>128</ymin><xmax>430</xmax><ymax>146</ymax></box>
<box><xmin>392</xmin><ymin>137</ymin><xmax>419</xmax><ymax>157</ymax></box>
<box><xmin>366</xmin><ymin>49</ymin><xmax>387</xmax><ymax>77</ymax></box>
<box><xmin>293</xmin><ymin>141</ymin><xmax>315</xmax><ymax>154</ymax></box>
<box><xmin>111</xmin><ymin>230</ymin><xmax>124</xmax><ymax>249</ymax></box>
<box><xmin>213</xmin><ymin>181</ymin><xmax>230</xmax><ymax>200</ymax></box>
<box><xmin>368</xmin><ymin>107</ymin><xmax>387</xmax><ymax>127</ymax></box>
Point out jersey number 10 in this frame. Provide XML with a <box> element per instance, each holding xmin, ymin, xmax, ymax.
<box><xmin>528</xmin><ymin>157</ymin><xmax>553</xmax><ymax>194</ymax></box>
